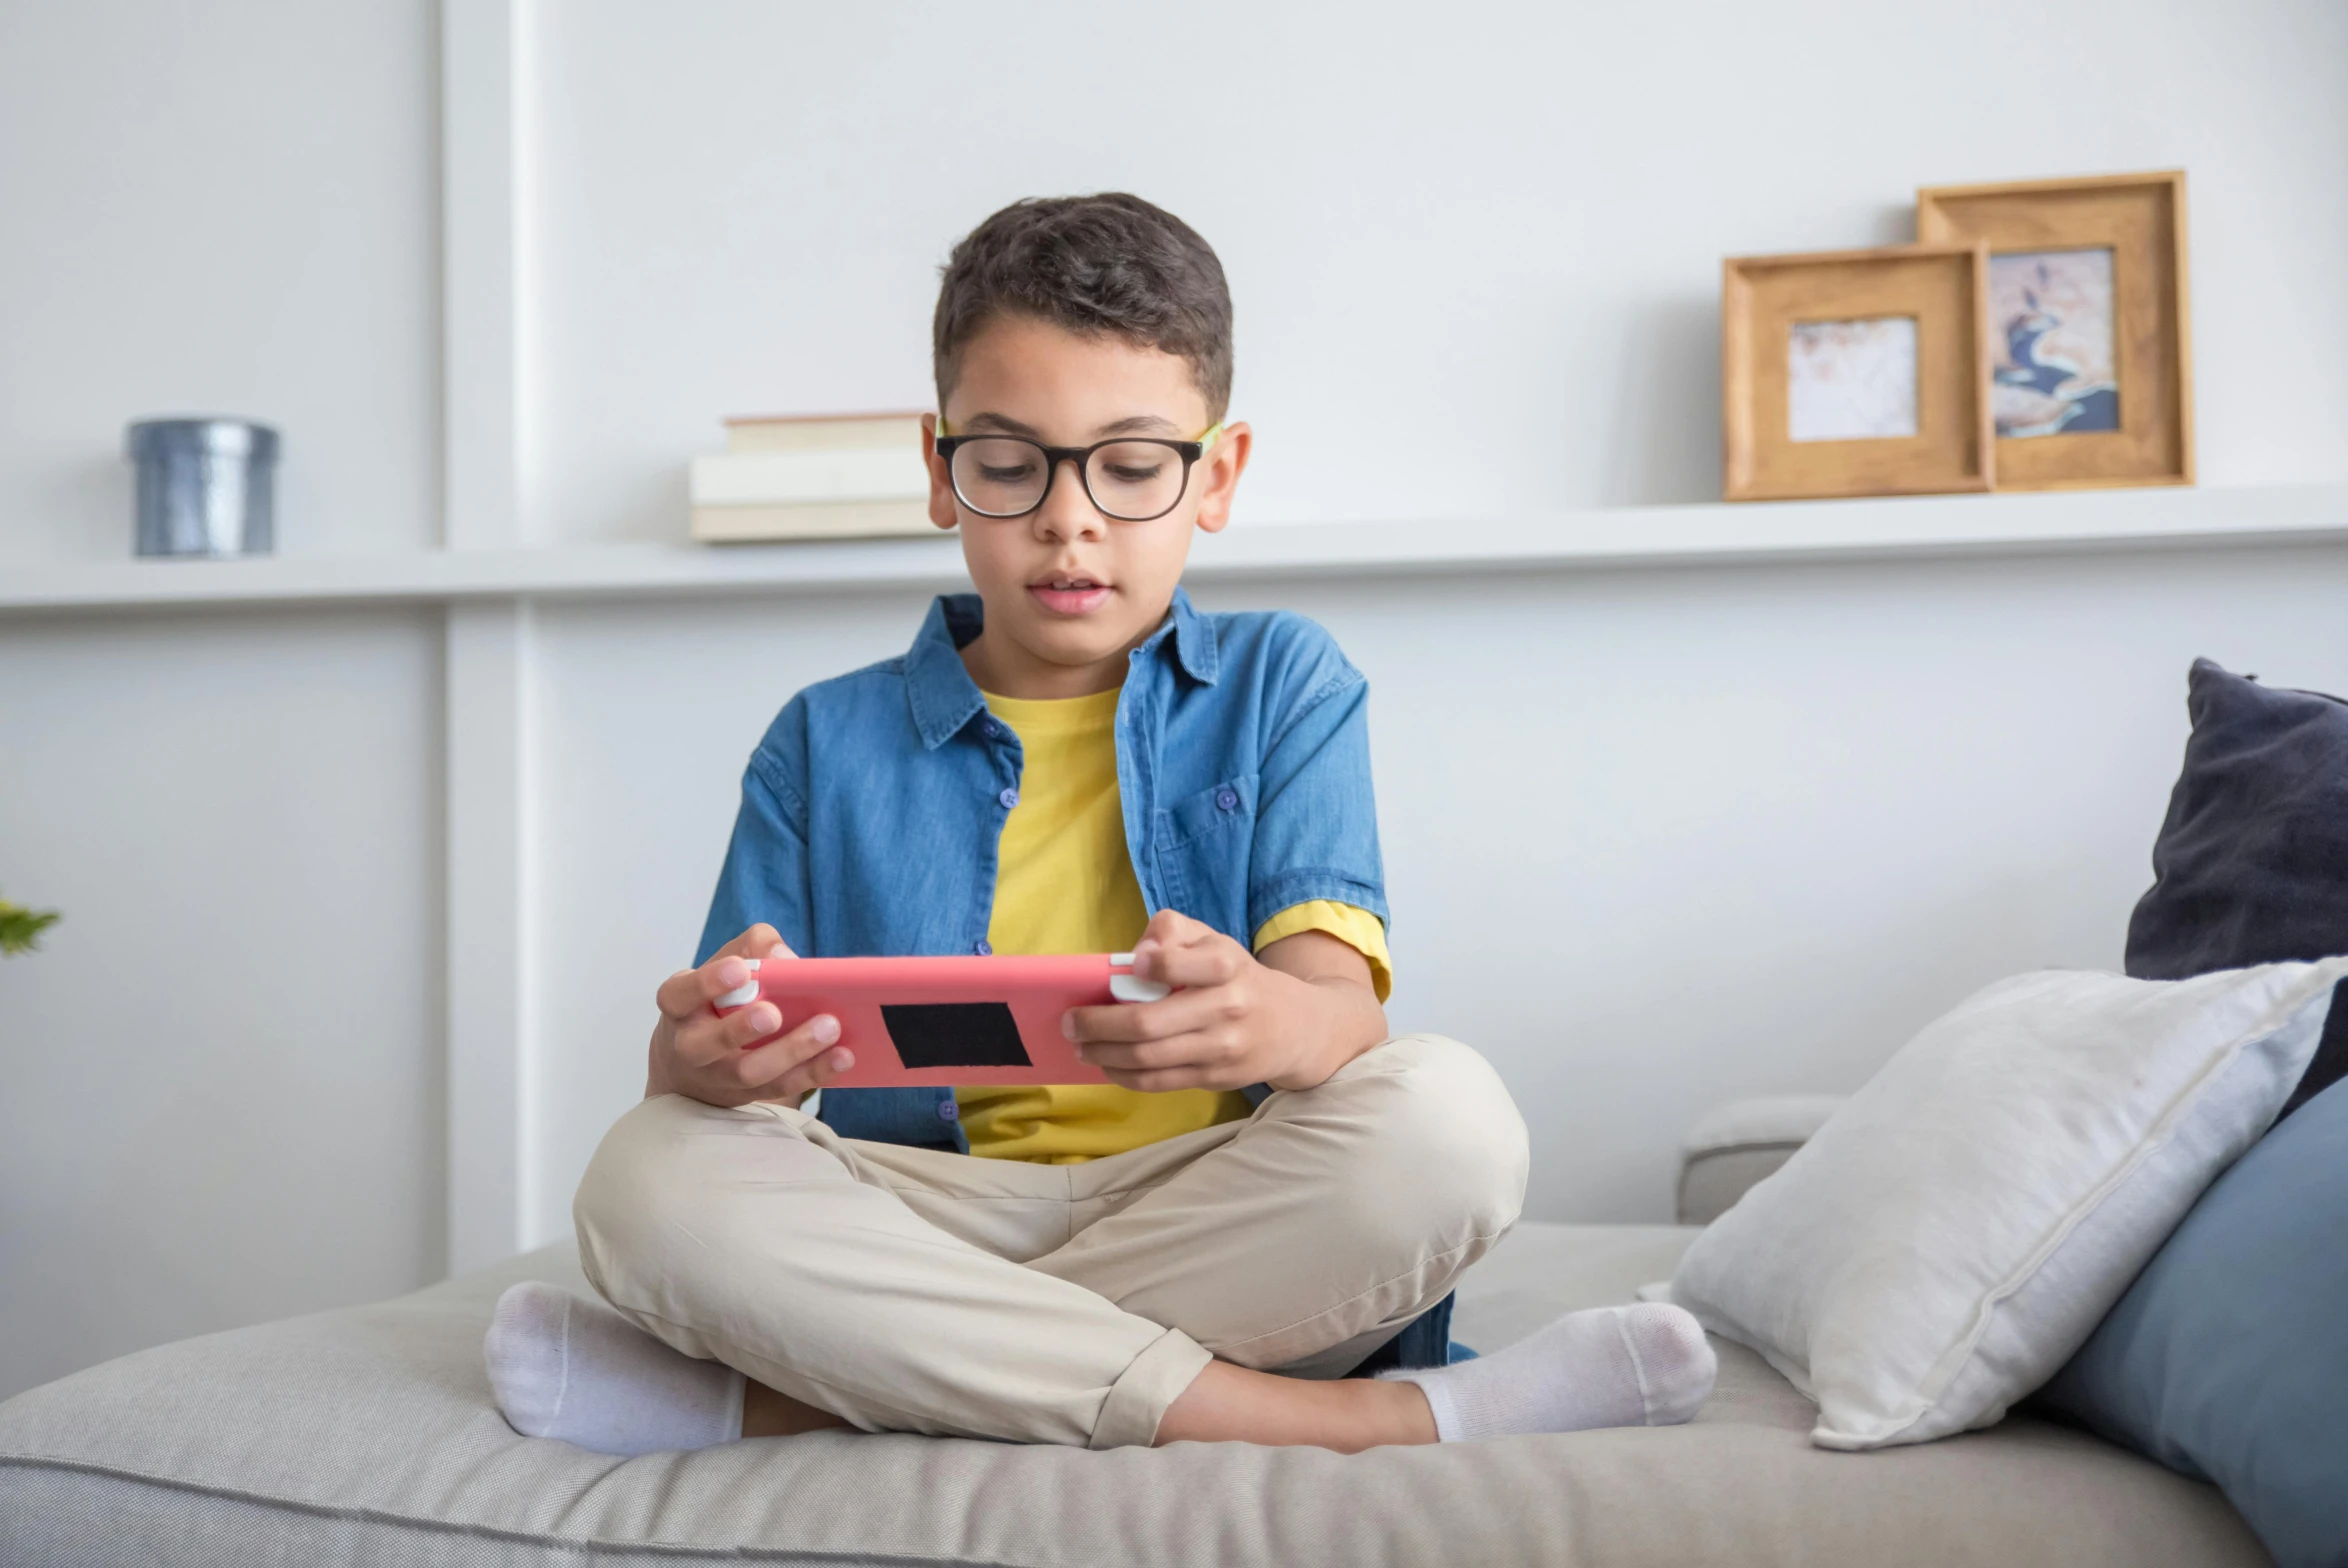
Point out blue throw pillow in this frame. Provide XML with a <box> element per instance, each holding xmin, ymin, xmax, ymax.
<box><xmin>2038</xmin><ymin>1075</ymin><xmax>2348</xmax><ymax>1568</ymax></box>
<box><xmin>2127</xmin><ymin>658</ymin><xmax>2348</xmax><ymax>1118</ymax></box>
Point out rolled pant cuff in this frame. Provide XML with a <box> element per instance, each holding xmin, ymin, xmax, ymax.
<box><xmin>1089</xmin><ymin>1326</ymin><xmax>1214</xmax><ymax>1450</ymax></box>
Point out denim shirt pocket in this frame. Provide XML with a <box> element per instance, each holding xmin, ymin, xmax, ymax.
<box><xmin>1152</xmin><ymin>773</ymin><xmax>1259</xmax><ymax>930</ymax></box>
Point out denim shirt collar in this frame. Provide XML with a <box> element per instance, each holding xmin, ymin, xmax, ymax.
<box><xmin>903</xmin><ymin>586</ymin><xmax>1219</xmax><ymax>750</ymax></box>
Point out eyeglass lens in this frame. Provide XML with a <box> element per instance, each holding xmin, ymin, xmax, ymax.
<box><xmin>948</xmin><ymin>438</ymin><xmax>1189</xmax><ymax>521</ymax></box>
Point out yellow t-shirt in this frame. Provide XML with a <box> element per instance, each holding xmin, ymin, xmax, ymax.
<box><xmin>957</xmin><ymin>685</ymin><xmax>1393</xmax><ymax>1164</ymax></box>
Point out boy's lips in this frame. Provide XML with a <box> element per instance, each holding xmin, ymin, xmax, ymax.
<box><xmin>1028</xmin><ymin>575</ymin><xmax>1114</xmax><ymax>616</ymax></box>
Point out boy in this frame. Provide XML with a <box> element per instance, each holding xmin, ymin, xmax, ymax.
<box><xmin>486</xmin><ymin>194</ymin><xmax>1714</xmax><ymax>1453</ymax></box>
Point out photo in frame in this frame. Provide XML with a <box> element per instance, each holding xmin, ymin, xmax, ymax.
<box><xmin>1916</xmin><ymin>170</ymin><xmax>2192</xmax><ymax>490</ymax></box>
<box><xmin>1722</xmin><ymin>244</ymin><xmax>1993</xmax><ymax>502</ymax></box>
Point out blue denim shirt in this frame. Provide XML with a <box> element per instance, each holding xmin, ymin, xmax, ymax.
<box><xmin>696</xmin><ymin>587</ymin><xmax>1454</xmax><ymax>1370</ymax></box>
<box><xmin>697</xmin><ymin>585</ymin><xmax>1388</xmax><ymax>1147</ymax></box>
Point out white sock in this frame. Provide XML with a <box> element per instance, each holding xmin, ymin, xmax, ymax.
<box><xmin>1380</xmin><ymin>1303</ymin><xmax>1716</xmax><ymax>1441</ymax></box>
<box><xmin>484</xmin><ymin>1281</ymin><xmax>746</xmax><ymax>1456</ymax></box>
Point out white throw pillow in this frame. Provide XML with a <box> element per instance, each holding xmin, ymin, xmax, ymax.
<box><xmin>1669</xmin><ymin>958</ymin><xmax>2348</xmax><ymax>1450</ymax></box>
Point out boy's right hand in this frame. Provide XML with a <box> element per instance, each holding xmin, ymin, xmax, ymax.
<box><xmin>645</xmin><ymin>924</ymin><xmax>854</xmax><ymax>1108</ymax></box>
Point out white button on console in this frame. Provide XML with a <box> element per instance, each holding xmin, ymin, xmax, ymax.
<box><xmin>715</xmin><ymin>958</ymin><xmax>761</xmax><ymax>1010</ymax></box>
<box><xmin>1110</xmin><ymin>974</ymin><xmax>1171</xmax><ymax>1003</ymax></box>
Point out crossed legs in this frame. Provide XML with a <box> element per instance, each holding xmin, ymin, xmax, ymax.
<box><xmin>494</xmin><ymin>1035</ymin><xmax>1712</xmax><ymax>1454</ymax></box>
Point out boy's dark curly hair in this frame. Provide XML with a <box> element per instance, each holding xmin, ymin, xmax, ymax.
<box><xmin>933</xmin><ymin>193</ymin><xmax>1233</xmax><ymax>419</ymax></box>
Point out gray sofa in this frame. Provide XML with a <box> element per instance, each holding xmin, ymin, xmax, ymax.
<box><xmin>0</xmin><ymin>1100</ymin><xmax>2265</xmax><ymax>1567</ymax></box>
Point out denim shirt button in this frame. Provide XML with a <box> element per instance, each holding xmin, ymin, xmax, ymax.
<box><xmin>973</xmin><ymin>938</ymin><xmax>992</xmax><ymax>956</ymax></box>
<box><xmin>998</xmin><ymin>787</ymin><xmax>1019</xmax><ymax>809</ymax></box>
<box><xmin>1216</xmin><ymin>786</ymin><xmax>1239</xmax><ymax>811</ymax></box>
<box><xmin>984</xmin><ymin>720</ymin><xmax>1005</xmax><ymax>740</ymax></box>
<box><xmin>936</xmin><ymin>1097</ymin><xmax>960</xmax><ymax>1121</ymax></box>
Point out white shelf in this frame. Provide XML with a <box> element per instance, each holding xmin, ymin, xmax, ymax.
<box><xmin>4</xmin><ymin>484</ymin><xmax>2344</xmax><ymax>614</ymax></box>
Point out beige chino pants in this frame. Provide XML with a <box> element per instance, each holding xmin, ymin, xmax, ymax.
<box><xmin>574</xmin><ymin>1033</ymin><xmax>1528</xmax><ymax>1449</ymax></box>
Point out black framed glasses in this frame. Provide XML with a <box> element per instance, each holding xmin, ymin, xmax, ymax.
<box><xmin>934</xmin><ymin>424</ymin><xmax>1221</xmax><ymax>523</ymax></box>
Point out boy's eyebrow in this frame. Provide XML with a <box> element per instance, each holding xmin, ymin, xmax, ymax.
<box><xmin>956</xmin><ymin>412</ymin><xmax>1042</xmax><ymax>437</ymax></box>
<box><xmin>954</xmin><ymin>411</ymin><xmax>1186</xmax><ymax>439</ymax></box>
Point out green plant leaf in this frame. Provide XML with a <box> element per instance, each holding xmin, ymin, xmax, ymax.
<box><xmin>0</xmin><ymin>897</ymin><xmax>63</xmax><ymax>956</ymax></box>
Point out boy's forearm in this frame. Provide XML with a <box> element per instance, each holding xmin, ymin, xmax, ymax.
<box><xmin>1267</xmin><ymin>973</ymin><xmax>1390</xmax><ymax>1091</ymax></box>
<box><xmin>1254</xmin><ymin>928</ymin><xmax>1389</xmax><ymax>1090</ymax></box>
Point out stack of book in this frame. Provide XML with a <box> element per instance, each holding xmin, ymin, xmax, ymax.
<box><xmin>688</xmin><ymin>411</ymin><xmax>935</xmax><ymax>543</ymax></box>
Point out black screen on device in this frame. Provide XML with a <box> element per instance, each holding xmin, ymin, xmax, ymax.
<box><xmin>879</xmin><ymin>1001</ymin><xmax>1033</xmax><ymax>1069</ymax></box>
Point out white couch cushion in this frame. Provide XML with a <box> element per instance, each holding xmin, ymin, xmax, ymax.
<box><xmin>1671</xmin><ymin>959</ymin><xmax>2348</xmax><ymax>1452</ymax></box>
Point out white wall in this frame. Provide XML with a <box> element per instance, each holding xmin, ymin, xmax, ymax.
<box><xmin>3</xmin><ymin>0</ymin><xmax>2346</xmax><ymax>1398</ymax></box>
<box><xmin>0</xmin><ymin>0</ymin><xmax>441</xmax><ymax>563</ymax></box>
<box><xmin>0</xmin><ymin>0</ymin><xmax>444</xmax><ymax>1401</ymax></box>
<box><xmin>526</xmin><ymin>0</ymin><xmax>2348</xmax><ymax>544</ymax></box>
<box><xmin>0</xmin><ymin>608</ymin><xmax>445</xmax><ymax>1399</ymax></box>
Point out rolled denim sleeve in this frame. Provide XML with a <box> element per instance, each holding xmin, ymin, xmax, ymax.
<box><xmin>1245</xmin><ymin>634</ymin><xmax>1388</xmax><ymax>939</ymax></box>
<box><xmin>695</xmin><ymin>699</ymin><xmax>815</xmax><ymax>965</ymax></box>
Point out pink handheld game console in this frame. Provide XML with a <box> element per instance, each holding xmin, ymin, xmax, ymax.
<box><xmin>711</xmin><ymin>953</ymin><xmax>1172</xmax><ymax>1087</ymax></box>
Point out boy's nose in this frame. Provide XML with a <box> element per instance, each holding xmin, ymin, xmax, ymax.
<box><xmin>1033</xmin><ymin>455</ymin><xmax>1106</xmax><ymax>541</ymax></box>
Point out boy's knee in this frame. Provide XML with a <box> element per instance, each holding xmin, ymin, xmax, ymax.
<box><xmin>574</xmin><ymin>1095</ymin><xmax>697</xmax><ymax>1275</ymax></box>
<box><xmin>1322</xmin><ymin>1034</ymin><xmax>1530</xmax><ymax>1241</ymax></box>
<box><xmin>573</xmin><ymin>1094</ymin><xmax>829</xmax><ymax>1288</ymax></box>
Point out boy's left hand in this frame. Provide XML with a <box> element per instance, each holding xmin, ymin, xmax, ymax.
<box><xmin>1063</xmin><ymin>909</ymin><xmax>1388</xmax><ymax>1094</ymax></box>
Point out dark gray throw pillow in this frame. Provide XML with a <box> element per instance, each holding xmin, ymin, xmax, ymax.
<box><xmin>2126</xmin><ymin>658</ymin><xmax>2348</xmax><ymax>1118</ymax></box>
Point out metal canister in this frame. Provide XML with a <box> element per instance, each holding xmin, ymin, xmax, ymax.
<box><xmin>126</xmin><ymin>418</ymin><xmax>280</xmax><ymax>557</ymax></box>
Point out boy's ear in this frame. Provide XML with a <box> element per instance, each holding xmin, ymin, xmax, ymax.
<box><xmin>920</xmin><ymin>412</ymin><xmax>959</xmax><ymax>531</ymax></box>
<box><xmin>1190</xmin><ymin>421</ymin><xmax>1252</xmax><ymax>536</ymax></box>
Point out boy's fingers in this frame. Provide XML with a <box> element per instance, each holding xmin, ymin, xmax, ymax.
<box><xmin>1133</xmin><ymin>939</ymin><xmax>1243</xmax><ymax>990</ymax></box>
<box><xmin>1079</xmin><ymin>1030</ymin><xmax>1238</xmax><ymax>1075</ymax></box>
<box><xmin>733</xmin><ymin>1018</ymin><xmax>845</xmax><ymax>1088</ymax></box>
<box><xmin>1064</xmin><ymin>989</ymin><xmax>1217</xmax><ymax>1044</ymax></box>
<box><xmin>662</xmin><ymin>927</ymin><xmax>793</xmax><ymax>1014</ymax></box>
<box><xmin>1146</xmin><ymin>906</ymin><xmax>1203</xmax><ymax>939</ymax></box>
<box><xmin>774</xmin><ymin>1044</ymin><xmax>856</xmax><ymax>1101</ymax></box>
<box><xmin>658</xmin><ymin>963</ymin><xmax>744</xmax><ymax>1022</ymax></box>
<box><xmin>657</xmin><ymin>951</ymin><xmax>758</xmax><ymax>1018</ymax></box>
<box><xmin>671</xmin><ymin>1001</ymin><xmax>765</xmax><ymax>1068</ymax></box>
<box><xmin>1130</xmin><ymin>909</ymin><xmax>1216</xmax><ymax>972</ymax></box>
<box><xmin>675</xmin><ymin>994</ymin><xmax>827</xmax><ymax>1068</ymax></box>
<box><xmin>729</xmin><ymin>1001</ymin><xmax>793</xmax><ymax>1056</ymax></box>
<box><xmin>671</xmin><ymin>1018</ymin><xmax>730</xmax><ymax>1070</ymax></box>
<box><xmin>654</xmin><ymin>967</ymin><xmax>708</xmax><ymax>1020</ymax></box>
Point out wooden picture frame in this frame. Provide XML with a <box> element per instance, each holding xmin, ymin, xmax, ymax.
<box><xmin>1916</xmin><ymin>170</ymin><xmax>2192</xmax><ymax>491</ymax></box>
<box><xmin>1723</xmin><ymin>244</ymin><xmax>1993</xmax><ymax>502</ymax></box>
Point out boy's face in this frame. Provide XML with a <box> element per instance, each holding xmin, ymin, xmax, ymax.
<box><xmin>924</xmin><ymin>315</ymin><xmax>1250</xmax><ymax>699</ymax></box>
